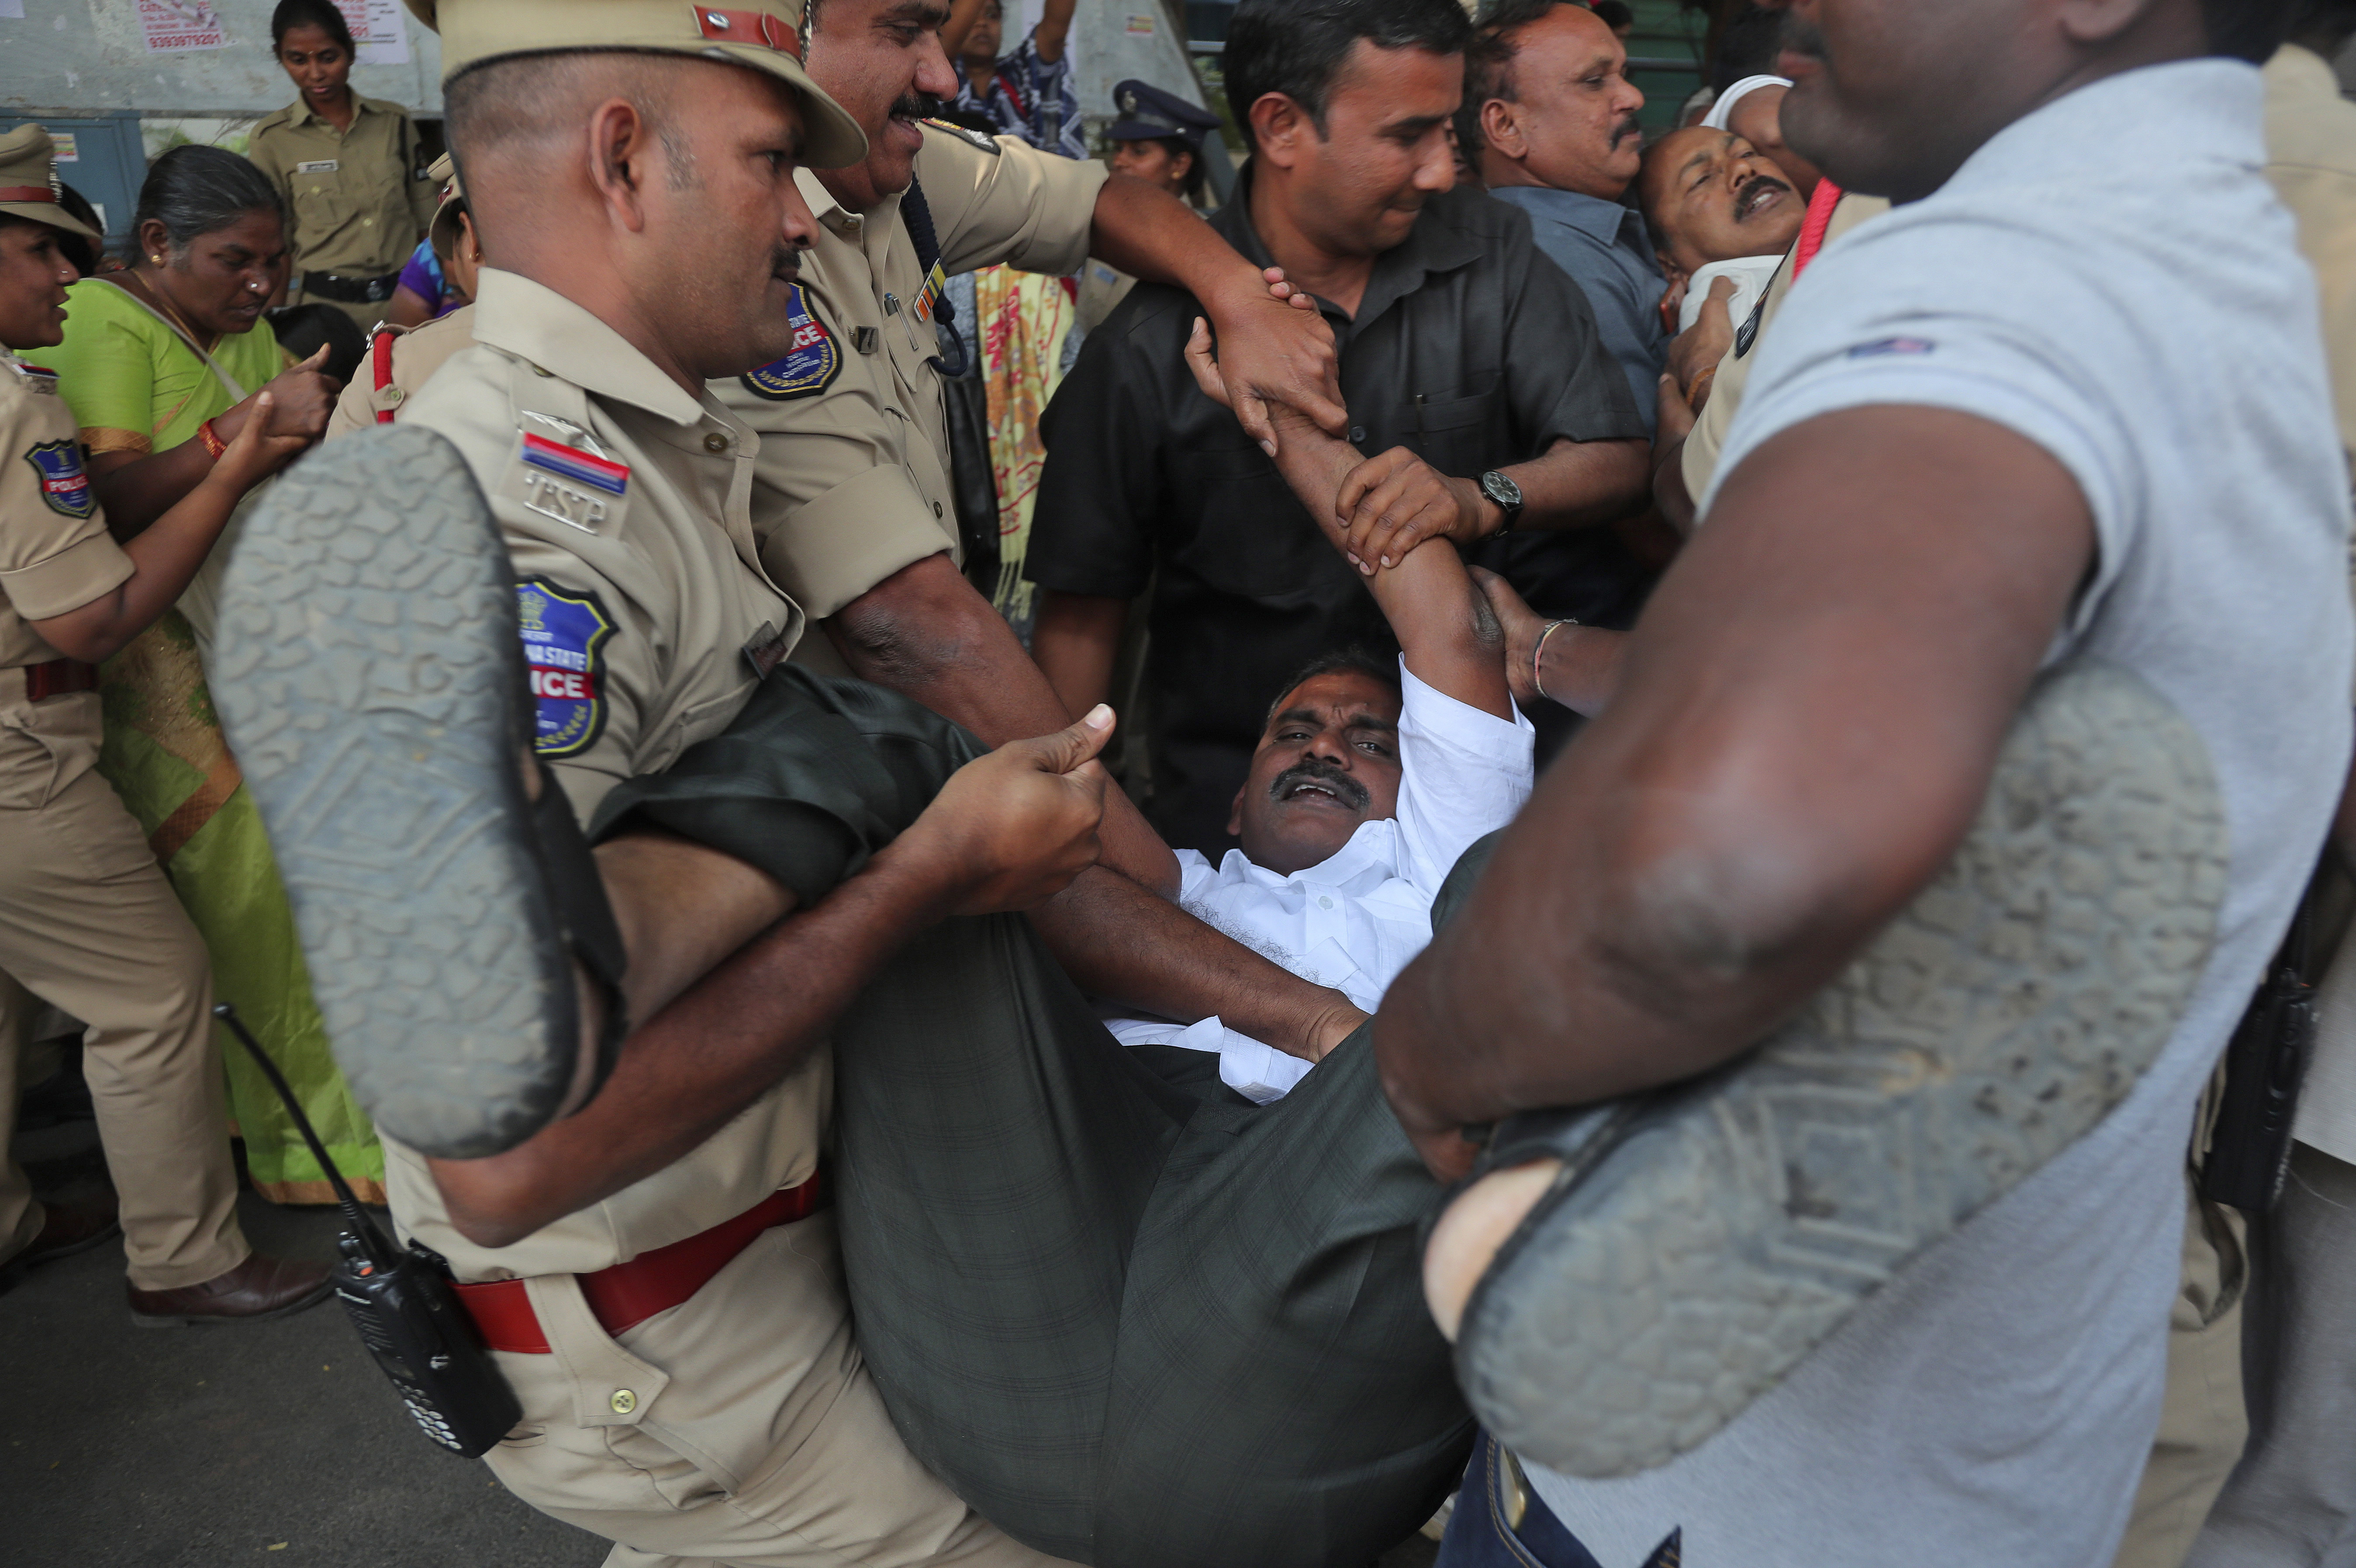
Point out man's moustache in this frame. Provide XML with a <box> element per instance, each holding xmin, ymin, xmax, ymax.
<box><xmin>889</xmin><ymin>92</ymin><xmax>943</xmax><ymax>120</ymax></box>
<box><xmin>1268</xmin><ymin>759</ymin><xmax>1370</xmax><ymax>811</ymax></box>
<box><xmin>1780</xmin><ymin>14</ymin><xmax>1828</xmax><ymax>66</ymax></box>
<box><xmin>1610</xmin><ymin>113</ymin><xmax>1644</xmax><ymax>148</ymax></box>
<box><xmin>1735</xmin><ymin>173</ymin><xmax>1792</xmax><ymax>219</ymax></box>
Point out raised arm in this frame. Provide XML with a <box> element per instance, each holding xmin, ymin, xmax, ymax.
<box><xmin>1184</xmin><ymin>318</ymin><xmax>1513</xmax><ymax>722</ymax></box>
<box><xmin>1032</xmin><ymin>0</ymin><xmax>1076</xmax><ymax>63</ymax></box>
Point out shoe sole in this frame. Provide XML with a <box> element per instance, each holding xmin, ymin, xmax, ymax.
<box><xmin>130</xmin><ymin>1274</ymin><xmax>337</xmax><ymax>1329</ymax></box>
<box><xmin>211</xmin><ymin>425</ymin><xmax>579</xmax><ymax>1159</ymax></box>
<box><xmin>1454</xmin><ymin>660</ymin><xmax>2229</xmax><ymax>1479</ymax></box>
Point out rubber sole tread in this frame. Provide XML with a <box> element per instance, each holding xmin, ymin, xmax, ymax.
<box><xmin>211</xmin><ymin>426</ymin><xmax>578</xmax><ymax>1159</ymax></box>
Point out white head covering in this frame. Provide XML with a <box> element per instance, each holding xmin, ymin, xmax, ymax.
<box><xmin>1701</xmin><ymin>74</ymin><xmax>1793</xmax><ymax>133</ymax></box>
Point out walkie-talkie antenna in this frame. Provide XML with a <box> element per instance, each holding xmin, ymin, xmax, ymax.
<box><xmin>214</xmin><ymin>1003</ymin><xmax>397</xmax><ymax>1266</ymax></box>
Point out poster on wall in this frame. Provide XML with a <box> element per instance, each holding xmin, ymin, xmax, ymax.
<box><xmin>335</xmin><ymin>0</ymin><xmax>412</xmax><ymax>65</ymax></box>
<box><xmin>138</xmin><ymin>0</ymin><xmax>229</xmax><ymax>53</ymax></box>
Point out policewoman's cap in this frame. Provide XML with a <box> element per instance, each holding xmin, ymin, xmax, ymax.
<box><xmin>403</xmin><ymin>0</ymin><xmax>867</xmax><ymax>170</ymax></box>
<box><xmin>1106</xmin><ymin>80</ymin><xmax>1222</xmax><ymax>152</ymax></box>
<box><xmin>0</xmin><ymin>126</ymin><xmax>101</xmax><ymax>243</ymax></box>
<box><xmin>425</xmin><ymin>151</ymin><xmax>467</xmax><ymax>259</ymax></box>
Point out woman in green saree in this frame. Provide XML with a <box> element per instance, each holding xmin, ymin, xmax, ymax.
<box><xmin>42</xmin><ymin>145</ymin><xmax>380</xmax><ymax>1202</ymax></box>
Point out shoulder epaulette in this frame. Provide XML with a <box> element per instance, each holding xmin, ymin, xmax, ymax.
<box><xmin>921</xmin><ymin>118</ymin><xmax>1001</xmax><ymax>156</ymax></box>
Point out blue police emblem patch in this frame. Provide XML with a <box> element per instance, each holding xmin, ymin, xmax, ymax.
<box><xmin>740</xmin><ymin>285</ymin><xmax>841</xmax><ymax>401</ymax></box>
<box><xmin>22</xmin><ymin>439</ymin><xmax>93</xmax><ymax>518</ymax></box>
<box><xmin>516</xmin><ymin>579</ymin><xmax>615</xmax><ymax>759</ymax></box>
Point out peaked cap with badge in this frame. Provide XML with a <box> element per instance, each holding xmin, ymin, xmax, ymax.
<box><xmin>1106</xmin><ymin>80</ymin><xmax>1222</xmax><ymax>153</ymax></box>
<box><xmin>403</xmin><ymin>0</ymin><xmax>867</xmax><ymax>169</ymax></box>
<box><xmin>0</xmin><ymin>126</ymin><xmax>101</xmax><ymax>243</ymax></box>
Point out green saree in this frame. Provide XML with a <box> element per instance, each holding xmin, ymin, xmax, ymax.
<box><xmin>46</xmin><ymin>280</ymin><xmax>384</xmax><ymax>1202</ymax></box>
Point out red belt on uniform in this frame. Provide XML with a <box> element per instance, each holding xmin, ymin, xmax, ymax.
<box><xmin>454</xmin><ymin>1172</ymin><xmax>825</xmax><ymax>1354</ymax></box>
<box><xmin>22</xmin><ymin>658</ymin><xmax>98</xmax><ymax>701</ymax></box>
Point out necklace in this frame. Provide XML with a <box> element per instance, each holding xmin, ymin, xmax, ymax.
<box><xmin>126</xmin><ymin>270</ymin><xmax>218</xmax><ymax>353</ymax></box>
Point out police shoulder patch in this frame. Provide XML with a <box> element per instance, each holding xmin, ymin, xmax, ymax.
<box><xmin>739</xmin><ymin>284</ymin><xmax>842</xmax><ymax>401</ymax></box>
<box><xmin>922</xmin><ymin>117</ymin><xmax>1001</xmax><ymax>155</ymax></box>
<box><xmin>22</xmin><ymin>438</ymin><xmax>93</xmax><ymax>518</ymax></box>
<box><xmin>516</xmin><ymin>579</ymin><xmax>615</xmax><ymax>759</ymax></box>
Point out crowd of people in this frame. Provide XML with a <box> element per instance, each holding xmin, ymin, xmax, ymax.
<box><xmin>3</xmin><ymin>0</ymin><xmax>2355</xmax><ymax>1566</ymax></box>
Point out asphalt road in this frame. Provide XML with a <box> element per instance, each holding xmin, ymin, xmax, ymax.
<box><xmin>0</xmin><ymin>1099</ymin><xmax>1447</xmax><ymax>1568</ymax></box>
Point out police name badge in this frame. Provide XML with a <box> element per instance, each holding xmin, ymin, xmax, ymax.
<box><xmin>739</xmin><ymin>285</ymin><xmax>841</xmax><ymax>401</ymax></box>
<box><xmin>5</xmin><ymin>359</ymin><xmax>59</xmax><ymax>395</ymax></box>
<box><xmin>21</xmin><ymin>439</ymin><xmax>93</xmax><ymax>518</ymax></box>
<box><xmin>501</xmin><ymin>432</ymin><xmax>630</xmax><ymax>534</ymax></box>
<box><xmin>516</xmin><ymin>580</ymin><xmax>614</xmax><ymax>758</ymax></box>
<box><xmin>296</xmin><ymin>159</ymin><xmax>340</xmax><ymax>173</ymax></box>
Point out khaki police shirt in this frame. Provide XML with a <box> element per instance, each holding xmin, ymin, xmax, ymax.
<box><xmin>1679</xmin><ymin>193</ymin><xmax>1890</xmax><ymax>503</ymax></box>
<box><xmin>247</xmin><ymin>95</ymin><xmax>436</xmax><ymax>282</ymax></box>
<box><xmin>2265</xmin><ymin>42</ymin><xmax>2356</xmax><ymax>1167</ymax></box>
<box><xmin>2267</xmin><ymin>45</ymin><xmax>2356</xmax><ymax>483</ymax></box>
<box><xmin>0</xmin><ymin>353</ymin><xmax>135</xmax><ymax>805</ymax></box>
<box><xmin>715</xmin><ymin>123</ymin><xmax>1106</xmax><ymax>622</ymax></box>
<box><xmin>325</xmin><ymin>304</ymin><xmax>477</xmax><ymax>439</ymax></box>
<box><xmin>381</xmin><ymin>269</ymin><xmax>824</xmax><ymax>1281</ymax></box>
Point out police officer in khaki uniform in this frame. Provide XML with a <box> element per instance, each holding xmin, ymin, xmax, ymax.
<box><xmin>248</xmin><ymin>0</ymin><xmax>438</xmax><ymax>330</ymax></box>
<box><xmin>232</xmin><ymin>2</ymin><xmax>1094</xmax><ymax>1559</ymax></box>
<box><xmin>0</xmin><ymin>127</ymin><xmax>328</xmax><ymax>1322</ymax></box>
<box><xmin>326</xmin><ymin>154</ymin><xmax>476</xmax><ymax>438</ymax></box>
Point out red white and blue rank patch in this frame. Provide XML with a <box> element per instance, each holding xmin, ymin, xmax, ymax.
<box><xmin>739</xmin><ymin>284</ymin><xmax>841</xmax><ymax>401</ymax></box>
<box><xmin>516</xmin><ymin>579</ymin><xmax>614</xmax><ymax>759</ymax></box>
<box><xmin>505</xmin><ymin>432</ymin><xmax>629</xmax><ymax>535</ymax></box>
<box><xmin>22</xmin><ymin>439</ymin><xmax>93</xmax><ymax>518</ymax></box>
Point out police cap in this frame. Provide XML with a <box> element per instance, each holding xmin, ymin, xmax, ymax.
<box><xmin>0</xmin><ymin>126</ymin><xmax>100</xmax><ymax>243</ymax></box>
<box><xmin>1106</xmin><ymin>80</ymin><xmax>1222</xmax><ymax>152</ymax></box>
<box><xmin>403</xmin><ymin>0</ymin><xmax>867</xmax><ymax>169</ymax></box>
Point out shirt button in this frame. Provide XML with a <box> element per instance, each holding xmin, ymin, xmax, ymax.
<box><xmin>361</xmin><ymin>217</ymin><xmax>373</xmax><ymax>226</ymax></box>
<box><xmin>933</xmin><ymin>501</ymin><xmax>943</xmax><ymax>518</ymax></box>
<box><xmin>703</xmin><ymin>432</ymin><xmax>729</xmax><ymax>452</ymax></box>
<box><xmin>609</xmin><ymin>1389</ymin><xmax>637</xmax><ymax>1415</ymax></box>
<box><xmin>1348</xmin><ymin>426</ymin><xmax>1366</xmax><ymax>445</ymax></box>
<box><xmin>1317</xmin><ymin>895</ymin><xmax>1335</xmax><ymax>910</ymax></box>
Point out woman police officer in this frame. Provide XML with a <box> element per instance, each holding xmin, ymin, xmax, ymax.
<box><xmin>0</xmin><ymin>124</ymin><xmax>324</xmax><ymax>1321</ymax></box>
<box><xmin>246</xmin><ymin>0</ymin><xmax>438</xmax><ymax>330</ymax></box>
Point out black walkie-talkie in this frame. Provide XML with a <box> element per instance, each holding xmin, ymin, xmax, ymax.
<box><xmin>215</xmin><ymin>1005</ymin><xmax>522</xmax><ymax>1458</ymax></box>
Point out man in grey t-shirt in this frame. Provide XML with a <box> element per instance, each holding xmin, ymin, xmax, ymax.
<box><xmin>1381</xmin><ymin>0</ymin><xmax>2350</xmax><ymax>1564</ymax></box>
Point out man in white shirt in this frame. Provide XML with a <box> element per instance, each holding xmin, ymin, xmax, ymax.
<box><xmin>1368</xmin><ymin>0</ymin><xmax>2350</xmax><ymax>1565</ymax></box>
<box><xmin>1105</xmin><ymin>646</ymin><xmax>1532</xmax><ymax>1102</ymax></box>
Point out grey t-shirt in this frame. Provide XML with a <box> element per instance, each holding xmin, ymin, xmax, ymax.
<box><xmin>1530</xmin><ymin>58</ymin><xmax>2355</xmax><ymax>1567</ymax></box>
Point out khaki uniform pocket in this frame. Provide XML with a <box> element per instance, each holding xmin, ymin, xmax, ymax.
<box><xmin>0</xmin><ymin>688</ymin><xmax>101</xmax><ymax>809</ymax></box>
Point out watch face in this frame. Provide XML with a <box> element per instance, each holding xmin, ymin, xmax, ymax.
<box><xmin>1484</xmin><ymin>471</ymin><xmax>1523</xmax><ymax>509</ymax></box>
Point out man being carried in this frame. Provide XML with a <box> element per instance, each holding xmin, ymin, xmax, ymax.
<box><xmin>1105</xmin><ymin>328</ymin><xmax>1538</xmax><ymax>1105</ymax></box>
<box><xmin>1637</xmin><ymin>124</ymin><xmax>1807</xmax><ymax>337</ymax></box>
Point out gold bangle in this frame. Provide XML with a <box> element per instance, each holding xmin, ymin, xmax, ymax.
<box><xmin>1533</xmin><ymin>618</ymin><xmax>1574</xmax><ymax>704</ymax></box>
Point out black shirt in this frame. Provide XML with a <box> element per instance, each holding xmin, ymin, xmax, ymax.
<box><xmin>1026</xmin><ymin>168</ymin><xmax>1649</xmax><ymax>858</ymax></box>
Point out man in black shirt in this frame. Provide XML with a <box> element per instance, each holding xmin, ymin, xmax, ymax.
<box><xmin>1026</xmin><ymin>0</ymin><xmax>1650</xmax><ymax>857</ymax></box>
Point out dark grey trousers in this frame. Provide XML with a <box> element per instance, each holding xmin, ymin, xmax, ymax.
<box><xmin>592</xmin><ymin>670</ymin><xmax>1474</xmax><ymax>1568</ymax></box>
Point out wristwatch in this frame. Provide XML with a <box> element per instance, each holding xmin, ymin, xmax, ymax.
<box><xmin>1479</xmin><ymin>470</ymin><xmax>1525</xmax><ymax>537</ymax></box>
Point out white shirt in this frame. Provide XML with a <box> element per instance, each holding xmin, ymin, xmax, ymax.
<box><xmin>1534</xmin><ymin>59</ymin><xmax>2356</xmax><ymax>1567</ymax></box>
<box><xmin>1107</xmin><ymin>660</ymin><xmax>1535</xmax><ymax>1102</ymax></box>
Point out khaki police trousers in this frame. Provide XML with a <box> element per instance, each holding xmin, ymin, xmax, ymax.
<box><xmin>0</xmin><ymin>767</ymin><xmax>246</xmax><ymax>1290</ymax></box>
<box><xmin>2111</xmin><ymin>1177</ymin><xmax>2249</xmax><ymax>1568</ymax></box>
<box><xmin>480</xmin><ymin>1212</ymin><xmax>1071</xmax><ymax>1568</ymax></box>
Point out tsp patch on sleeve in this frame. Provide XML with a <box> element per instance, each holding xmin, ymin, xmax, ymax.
<box><xmin>739</xmin><ymin>285</ymin><xmax>841</xmax><ymax>401</ymax></box>
<box><xmin>515</xmin><ymin>579</ymin><xmax>615</xmax><ymax>758</ymax></box>
<box><xmin>500</xmin><ymin>432</ymin><xmax>631</xmax><ymax>535</ymax></box>
<box><xmin>22</xmin><ymin>439</ymin><xmax>93</xmax><ymax>519</ymax></box>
